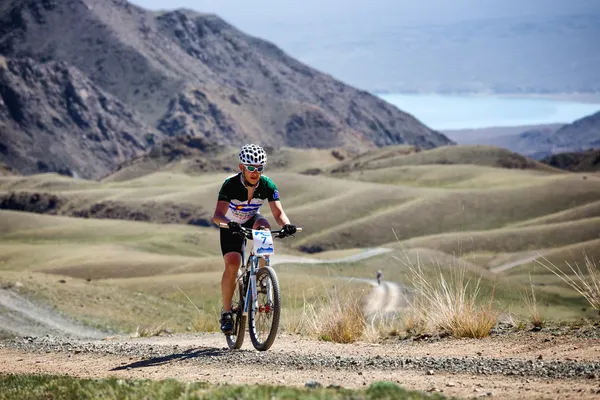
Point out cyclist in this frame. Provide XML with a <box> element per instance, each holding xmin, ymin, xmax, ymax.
<box><xmin>212</xmin><ymin>144</ymin><xmax>297</xmax><ymax>334</ymax></box>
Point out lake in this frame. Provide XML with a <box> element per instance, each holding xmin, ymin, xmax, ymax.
<box><xmin>377</xmin><ymin>93</ymin><xmax>600</xmax><ymax>130</ymax></box>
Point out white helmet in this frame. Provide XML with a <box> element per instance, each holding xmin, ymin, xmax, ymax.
<box><xmin>239</xmin><ymin>144</ymin><xmax>267</xmax><ymax>165</ymax></box>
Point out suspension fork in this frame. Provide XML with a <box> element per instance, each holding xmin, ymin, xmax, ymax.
<box><xmin>243</xmin><ymin>255</ymin><xmax>259</xmax><ymax>314</ymax></box>
<box><xmin>243</xmin><ymin>255</ymin><xmax>274</xmax><ymax>313</ymax></box>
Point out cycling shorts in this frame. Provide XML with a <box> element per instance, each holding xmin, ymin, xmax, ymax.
<box><xmin>220</xmin><ymin>214</ymin><xmax>265</xmax><ymax>257</ymax></box>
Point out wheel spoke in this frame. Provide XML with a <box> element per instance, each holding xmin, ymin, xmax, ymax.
<box><xmin>249</xmin><ymin>267</ymin><xmax>281</xmax><ymax>351</ymax></box>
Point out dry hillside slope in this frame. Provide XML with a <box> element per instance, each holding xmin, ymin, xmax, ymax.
<box><xmin>329</xmin><ymin>145</ymin><xmax>560</xmax><ymax>175</ymax></box>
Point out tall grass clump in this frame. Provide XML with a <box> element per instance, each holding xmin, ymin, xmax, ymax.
<box><xmin>363</xmin><ymin>311</ymin><xmax>404</xmax><ymax>342</ymax></box>
<box><xmin>302</xmin><ymin>284</ymin><xmax>367</xmax><ymax>344</ymax></box>
<box><xmin>397</xmin><ymin>254</ymin><xmax>500</xmax><ymax>338</ymax></box>
<box><xmin>537</xmin><ymin>255</ymin><xmax>600</xmax><ymax>312</ymax></box>
<box><xmin>176</xmin><ymin>286</ymin><xmax>220</xmax><ymax>333</ymax></box>
<box><xmin>520</xmin><ymin>274</ymin><xmax>545</xmax><ymax>329</ymax></box>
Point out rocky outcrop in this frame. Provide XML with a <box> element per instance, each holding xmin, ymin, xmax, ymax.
<box><xmin>0</xmin><ymin>56</ymin><xmax>158</xmax><ymax>178</ymax></box>
<box><xmin>0</xmin><ymin>190</ymin><xmax>214</xmax><ymax>226</ymax></box>
<box><xmin>541</xmin><ymin>148</ymin><xmax>600</xmax><ymax>172</ymax></box>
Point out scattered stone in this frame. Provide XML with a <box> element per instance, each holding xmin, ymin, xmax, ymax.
<box><xmin>305</xmin><ymin>380</ymin><xmax>322</xmax><ymax>389</ymax></box>
<box><xmin>427</xmin><ymin>370</ymin><xmax>435</xmax><ymax>375</ymax></box>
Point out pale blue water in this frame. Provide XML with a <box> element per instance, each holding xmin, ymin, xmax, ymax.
<box><xmin>377</xmin><ymin>93</ymin><xmax>600</xmax><ymax>130</ymax></box>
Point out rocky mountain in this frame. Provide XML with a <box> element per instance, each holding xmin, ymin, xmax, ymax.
<box><xmin>552</xmin><ymin>110</ymin><xmax>600</xmax><ymax>151</ymax></box>
<box><xmin>0</xmin><ymin>56</ymin><xmax>157</xmax><ymax>178</ymax></box>
<box><xmin>447</xmin><ymin>111</ymin><xmax>600</xmax><ymax>159</ymax></box>
<box><xmin>0</xmin><ymin>0</ymin><xmax>452</xmax><ymax>178</ymax></box>
<box><xmin>541</xmin><ymin>148</ymin><xmax>600</xmax><ymax>172</ymax></box>
<box><xmin>0</xmin><ymin>161</ymin><xmax>16</xmax><ymax>176</ymax></box>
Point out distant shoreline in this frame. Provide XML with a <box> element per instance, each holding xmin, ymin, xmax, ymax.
<box><xmin>494</xmin><ymin>93</ymin><xmax>600</xmax><ymax>105</ymax></box>
<box><xmin>373</xmin><ymin>91</ymin><xmax>600</xmax><ymax>104</ymax></box>
<box><xmin>376</xmin><ymin>92</ymin><xmax>600</xmax><ymax>131</ymax></box>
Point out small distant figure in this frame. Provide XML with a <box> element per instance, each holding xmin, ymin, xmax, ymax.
<box><xmin>376</xmin><ymin>270</ymin><xmax>383</xmax><ymax>285</ymax></box>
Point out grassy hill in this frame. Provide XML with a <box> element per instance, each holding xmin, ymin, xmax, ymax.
<box><xmin>1</xmin><ymin>145</ymin><xmax>599</xmax><ymax>335</ymax></box>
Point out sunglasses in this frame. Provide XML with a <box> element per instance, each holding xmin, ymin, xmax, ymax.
<box><xmin>243</xmin><ymin>164</ymin><xmax>264</xmax><ymax>173</ymax></box>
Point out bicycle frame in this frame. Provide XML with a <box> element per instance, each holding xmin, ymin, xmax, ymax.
<box><xmin>219</xmin><ymin>223</ymin><xmax>301</xmax><ymax>317</ymax></box>
<box><xmin>240</xmin><ymin>252</ymin><xmax>271</xmax><ymax>316</ymax></box>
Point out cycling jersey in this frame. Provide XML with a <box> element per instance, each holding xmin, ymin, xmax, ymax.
<box><xmin>218</xmin><ymin>173</ymin><xmax>280</xmax><ymax>223</ymax></box>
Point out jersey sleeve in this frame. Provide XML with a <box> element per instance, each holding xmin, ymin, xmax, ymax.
<box><xmin>217</xmin><ymin>179</ymin><xmax>231</xmax><ymax>202</ymax></box>
<box><xmin>264</xmin><ymin>176</ymin><xmax>280</xmax><ymax>202</ymax></box>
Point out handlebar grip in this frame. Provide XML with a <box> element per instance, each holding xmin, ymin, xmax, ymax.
<box><xmin>219</xmin><ymin>222</ymin><xmax>303</xmax><ymax>233</ymax></box>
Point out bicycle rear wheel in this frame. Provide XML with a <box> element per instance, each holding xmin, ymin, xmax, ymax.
<box><xmin>249</xmin><ymin>266</ymin><xmax>281</xmax><ymax>351</ymax></box>
<box><xmin>226</xmin><ymin>281</ymin><xmax>246</xmax><ymax>350</ymax></box>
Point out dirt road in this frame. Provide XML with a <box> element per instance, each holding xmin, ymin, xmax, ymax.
<box><xmin>2</xmin><ymin>328</ymin><xmax>600</xmax><ymax>399</ymax></box>
<box><xmin>1</xmin><ymin>248</ymin><xmax>599</xmax><ymax>398</ymax></box>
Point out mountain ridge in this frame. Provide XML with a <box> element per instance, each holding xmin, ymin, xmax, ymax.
<box><xmin>0</xmin><ymin>0</ymin><xmax>453</xmax><ymax>178</ymax></box>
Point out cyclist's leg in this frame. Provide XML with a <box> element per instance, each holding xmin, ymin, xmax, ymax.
<box><xmin>222</xmin><ymin>252</ymin><xmax>242</xmax><ymax>311</ymax></box>
<box><xmin>252</xmin><ymin>213</ymin><xmax>271</xmax><ymax>231</ymax></box>
<box><xmin>220</xmin><ymin>226</ymin><xmax>244</xmax><ymax>314</ymax></box>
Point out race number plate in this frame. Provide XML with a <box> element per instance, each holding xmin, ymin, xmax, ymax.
<box><xmin>252</xmin><ymin>230</ymin><xmax>274</xmax><ymax>255</ymax></box>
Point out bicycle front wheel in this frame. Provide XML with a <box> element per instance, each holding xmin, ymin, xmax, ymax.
<box><xmin>249</xmin><ymin>266</ymin><xmax>281</xmax><ymax>351</ymax></box>
<box><xmin>226</xmin><ymin>281</ymin><xmax>246</xmax><ymax>350</ymax></box>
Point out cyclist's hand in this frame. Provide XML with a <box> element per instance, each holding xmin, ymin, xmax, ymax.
<box><xmin>227</xmin><ymin>221</ymin><xmax>241</xmax><ymax>233</ymax></box>
<box><xmin>282</xmin><ymin>224</ymin><xmax>297</xmax><ymax>236</ymax></box>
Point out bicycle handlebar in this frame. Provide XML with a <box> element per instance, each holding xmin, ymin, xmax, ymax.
<box><xmin>219</xmin><ymin>223</ymin><xmax>302</xmax><ymax>239</ymax></box>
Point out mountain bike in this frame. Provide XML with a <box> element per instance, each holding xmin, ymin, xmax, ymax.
<box><xmin>219</xmin><ymin>223</ymin><xmax>302</xmax><ymax>351</ymax></box>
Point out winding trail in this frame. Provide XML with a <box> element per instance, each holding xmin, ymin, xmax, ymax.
<box><xmin>0</xmin><ymin>288</ymin><xmax>105</xmax><ymax>339</ymax></box>
<box><xmin>1</xmin><ymin>246</ymin><xmax>549</xmax><ymax>339</ymax></box>
<box><xmin>0</xmin><ymin>247</ymin><xmax>400</xmax><ymax>339</ymax></box>
<box><xmin>270</xmin><ymin>247</ymin><xmax>393</xmax><ymax>266</ymax></box>
<box><xmin>272</xmin><ymin>248</ymin><xmax>408</xmax><ymax>317</ymax></box>
<box><xmin>489</xmin><ymin>252</ymin><xmax>544</xmax><ymax>273</ymax></box>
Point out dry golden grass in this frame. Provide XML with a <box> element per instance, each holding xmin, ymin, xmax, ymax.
<box><xmin>295</xmin><ymin>175</ymin><xmax>600</xmax><ymax>251</ymax></box>
<box><xmin>103</xmin><ymin>146</ymin><xmax>349</xmax><ymax>182</ymax></box>
<box><xmin>389</xmin><ymin>217</ymin><xmax>600</xmax><ymax>255</ymax></box>
<box><xmin>505</xmin><ymin>239</ymin><xmax>600</xmax><ymax>277</ymax></box>
<box><xmin>358</xmin><ymin>145</ymin><xmax>561</xmax><ymax>172</ymax></box>
<box><xmin>400</xmin><ymin>307</ymin><xmax>429</xmax><ymax>337</ymax></box>
<box><xmin>536</xmin><ymin>255</ymin><xmax>600</xmax><ymax>312</ymax></box>
<box><xmin>302</xmin><ymin>286</ymin><xmax>367</xmax><ymax>343</ymax></box>
<box><xmin>395</xmin><ymin>253</ymin><xmax>500</xmax><ymax>338</ymax></box>
<box><xmin>520</xmin><ymin>274</ymin><xmax>546</xmax><ymax>329</ymax></box>
<box><xmin>513</xmin><ymin>199</ymin><xmax>600</xmax><ymax>227</ymax></box>
<box><xmin>3</xmin><ymin>156</ymin><xmax>597</xmax><ymax>257</ymax></box>
<box><xmin>342</xmin><ymin>164</ymin><xmax>553</xmax><ymax>189</ymax></box>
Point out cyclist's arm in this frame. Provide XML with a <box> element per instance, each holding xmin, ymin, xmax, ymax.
<box><xmin>212</xmin><ymin>200</ymin><xmax>231</xmax><ymax>226</ymax></box>
<box><xmin>268</xmin><ymin>200</ymin><xmax>291</xmax><ymax>227</ymax></box>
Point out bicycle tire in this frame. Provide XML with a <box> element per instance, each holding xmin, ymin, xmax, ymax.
<box><xmin>249</xmin><ymin>266</ymin><xmax>281</xmax><ymax>351</ymax></box>
<box><xmin>226</xmin><ymin>281</ymin><xmax>246</xmax><ymax>350</ymax></box>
